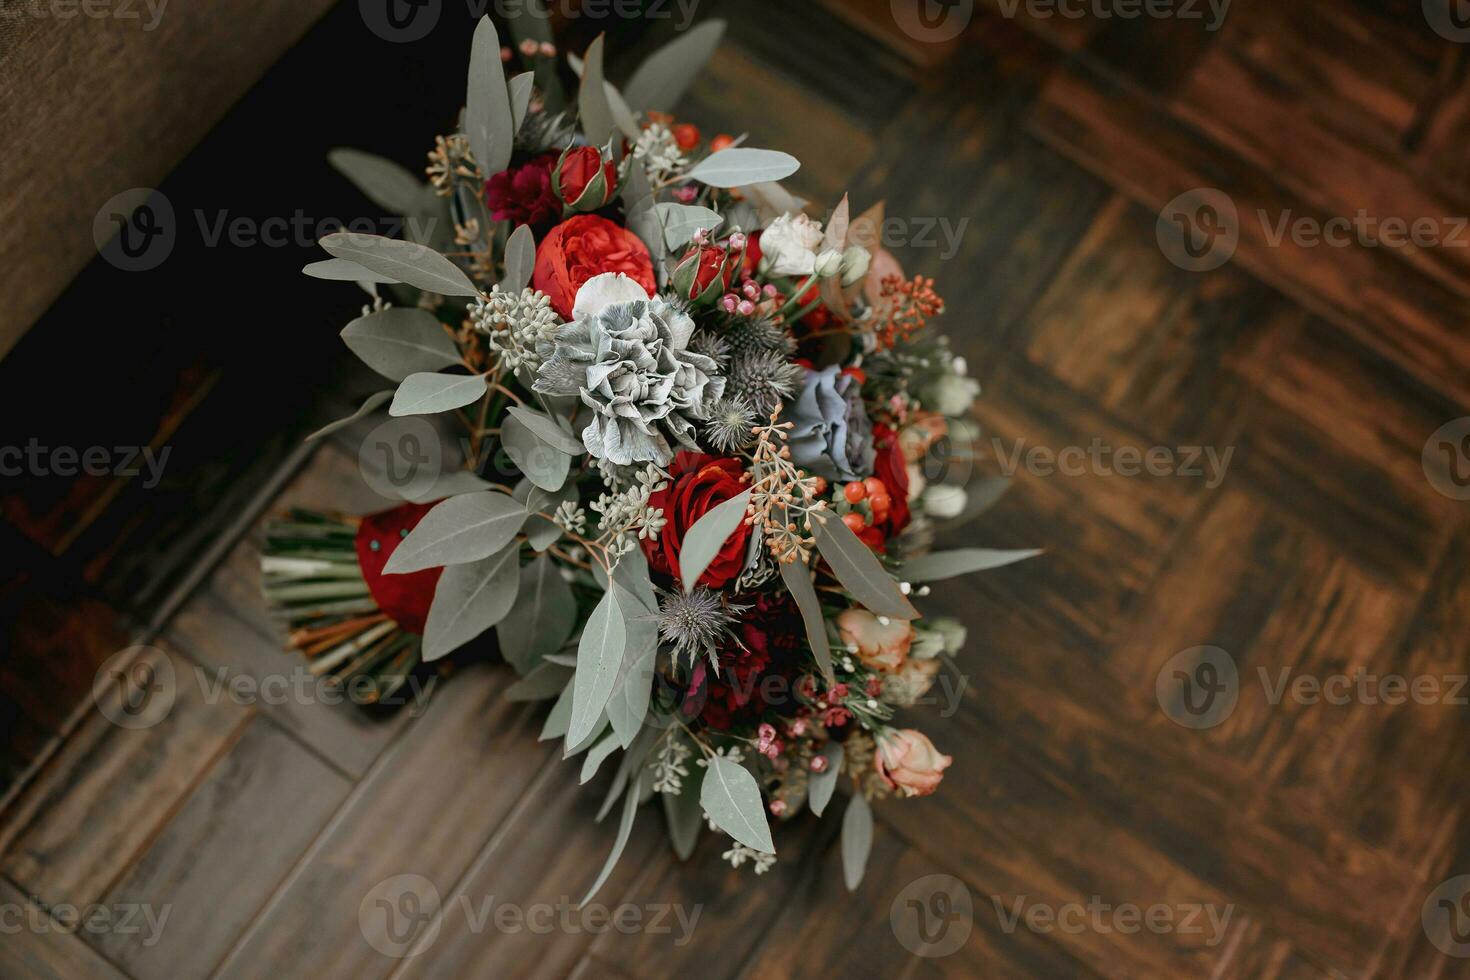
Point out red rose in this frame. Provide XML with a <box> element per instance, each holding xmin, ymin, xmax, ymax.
<box><xmin>554</xmin><ymin>145</ymin><xmax>618</xmax><ymax>209</ymax></box>
<box><xmin>354</xmin><ymin>501</ymin><xmax>444</xmax><ymax>635</ymax></box>
<box><xmin>484</xmin><ymin>153</ymin><xmax>561</xmax><ymax>227</ymax></box>
<box><xmin>671</xmin><ymin>244</ymin><xmax>735</xmax><ymax>303</ymax></box>
<box><xmin>533</xmin><ymin>214</ymin><xmax>656</xmax><ymax>319</ymax></box>
<box><xmin>641</xmin><ymin>451</ymin><xmax>751</xmax><ymax>589</ymax></box>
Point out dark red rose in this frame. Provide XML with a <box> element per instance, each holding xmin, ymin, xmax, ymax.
<box><xmin>484</xmin><ymin>153</ymin><xmax>561</xmax><ymax>227</ymax></box>
<box><xmin>554</xmin><ymin>145</ymin><xmax>618</xmax><ymax>209</ymax></box>
<box><xmin>354</xmin><ymin>501</ymin><xmax>444</xmax><ymax>635</ymax></box>
<box><xmin>641</xmin><ymin>451</ymin><xmax>751</xmax><ymax>589</ymax></box>
<box><xmin>533</xmin><ymin>214</ymin><xmax>656</xmax><ymax>319</ymax></box>
<box><xmin>682</xmin><ymin>592</ymin><xmax>803</xmax><ymax>730</ymax></box>
<box><xmin>671</xmin><ymin>244</ymin><xmax>734</xmax><ymax>303</ymax></box>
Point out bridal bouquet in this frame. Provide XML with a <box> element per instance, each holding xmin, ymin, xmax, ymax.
<box><xmin>261</xmin><ymin>15</ymin><xmax>1035</xmax><ymax>899</ymax></box>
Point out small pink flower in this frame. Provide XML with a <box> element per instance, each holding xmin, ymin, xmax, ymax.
<box><xmin>518</xmin><ymin>39</ymin><xmax>538</xmax><ymax>57</ymax></box>
<box><xmin>757</xmin><ymin>723</ymin><xmax>781</xmax><ymax>758</ymax></box>
<box><xmin>737</xmin><ymin>300</ymin><xmax>756</xmax><ymax>316</ymax></box>
<box><xmin>763</xmin><ymin>283</ymin><xmax>779</xmax><ymax>298</ymax></box>
<box><xmin>720</xmin><ymin>294</ymin><xmax>738</xmax><ymax>312</ymax></box>
<box><xmin>822</xmin><ymin>706</ymin><xmax>851</xmax><ymax>727</ymax></box>
<box><xmin>875</xmin><ymin>729</ymin><xmax>952</xmax><ymax>798</ymax></box>
<box><xmin>769</xmin><ymin>799</ymin><xmax>788</xmax><ymax>817</ymax></box>
<box><xmin>789</xmin><ymin>718</ymin><xmax>807</xmax><ymax>737</ymax></box>
<box><xmin>830</xmin><ymin>682</ymin><xmax>850</xmax><ymax>699</ymax></box>
<box><xmin>809</xmin><ymin>754</ymin><xmax>829</xmax><ymax>774</ymax></box>
<box><xmin>692</xmin><ymin>227</ymin><xmax>712</xmax><ymax>246</ymax></box>
<box><xmin>728</xmin><ymin>232</ymin><xmax>748</xmax><ymax>250</ymax></box>
<box><xmin>501</xmin><ymin>46</ymin><xmax>514</xmax><ymax>63</ymax></box>
<box><xmin>538</xmin><ymin>41</ymin><xmax>556</xmax><ymax>57</ymax></box>
<box><xmin>674</xmin><ymin>185</ymin><xmax>699</xmax><ymax>203</ymax></box>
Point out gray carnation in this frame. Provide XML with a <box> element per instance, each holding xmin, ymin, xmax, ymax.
<box><xmin>784</xmin><ymin>365</ymin><xmax>876</xmax><ymax>483</ymax></box>
<box><xmin>533</xmin><ymin>297</ymin><xmax>725</xmax><ymax>466</ymax></box>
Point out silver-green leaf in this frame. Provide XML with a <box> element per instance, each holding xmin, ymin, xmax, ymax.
<box><xmin>580</xmin><ymin>733</ymin><xmax>621</xmax><ymax>784</ymax></box>
<box><xmin>305</xmin><ymin>390</ymin><xmax>393</xmax><ymax>442</ymax></box>
<box><xmin>623</xmin><ymin>20</ymin><xmax>726</xmax><ymax>113</ymax></box>
<box><xmin>506</xmin><ymin>405</ymin><xmax>585</xmax><ymax>454</ymax></box>
<box><xmin>841</xmin><ymin>792</ymin><xmax>873</xmax><ymax>891</ymax></box>
<box><xmin>568</xmin><ymin>587</ymin><xmax>627</xmax><ymax>746</ymax></box>
<box><xmin>653</xmin><ymin>203</ymin><xmax>723</xmax><ymax>250</ymax></box>
<box><xmin>303</xmin><ymin>257</ymin><xmax>396</xmax><ymax>284</ymax></box>
<box><xmin>812</xmin><ymin>514</ymin><xmax>919</xmax><ymax>620</ymax></box>
<box><xmin>328</xmin><ymin>148</ymin><xmax>423</xmax><ymax>215</ymax></box>
<box><xmin>389</xmin><ymin>372</ymin><xmax>488</xmax><ymax>417</ymax></box>
<box><xmin>808</xmin><ymin>741</ymin><xmax>844</xmax><ymax>817</ymax></box>
<box><xmin>539</xmin><ymin>680</ymin><xmax>576</xmax><ymax>740</ymax></box>
<box><xmin>502</xmin><ymin>411</ymin><xmax>570</xmax><ymax>491</ymax></box>
<box><xmin>505</xmin><ymin>660</ymin><xmax>573</xmax><ymax>702</ymax></box>
<box><xmin>422</xmin><ymin>543</ymin><xmax>520</xmax><ymax>661</ymax></box>
<box><xmin>383</xmin><ymin>491</ymin><xmax>527</xmax><ymax>573</ymax></box>
<box><xmin>899</xmin><ymin>548</ymin><xmax>1042</xmax><ymax>582</ymax></box>
<box><xmin>341</xmin><ymin>308</ymin><xmax>461</xmax><ymax>381</ymax></box>
<box><xmin>499</xmin><ymin>553</ymin><xmax>576</xmax><ymax>674</ymax></box>
<box><xmin>662</xmin><ymin>756</ymin><xmax>704</xmax><ymax>860</ymax></box>
<box><xmin>701</xmin><ymin>756</ymin><xmax>774</xmax><ymax>854</ymax></box>
<box><xmin>581</xmin><ymin>771</ymin><xmax>643</xmax><ymax>907</ymax></box>
<box><xmin>320</xmin><ymin>232</ymin><xmax>478</xmax><ymax>297</ymax></box>
<box><xmin>508</xmin><ymin>71</ymin><xmax>535</xmax><ymax>133</ymax></box>
<box><xmin>499</xmin><ymin>223</ymin><xmax>537</xmax><ymax>292</ymax></box>
<box><xmin>467</xmin><ymin>16</ymin><xmax>515</xmax><ymax>175</ymax></box>
<box><xmin>778</xmin><ymin>553</ymin><xmax>835</xmax><ymax>686</ymax></box>
<box><xmin>678</xmin><ymin>489</ymin><xmax>751</xmax><ymax>593</ymax></box>
<box><xmin>685</xmin><ymin>148</ymin><xmax>800</xmax><ymax>188</ymax></box>
<box><xmin>577</xmin><ymin>35</ymin><xmax>618</xmax><ymax>152</ymax></box>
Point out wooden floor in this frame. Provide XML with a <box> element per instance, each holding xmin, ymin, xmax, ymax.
<box><xmin>3</xmin><ymin>2</ymin><xmax>1470</xmax><ymax>976</ymax></box>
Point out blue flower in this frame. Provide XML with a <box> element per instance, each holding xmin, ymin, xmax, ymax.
<box><xmin>785</xmin><ymin>365</ymin><xmax>875</xmax><ymax>483</ymax></box>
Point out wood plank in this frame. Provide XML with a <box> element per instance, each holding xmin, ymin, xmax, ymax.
<box><xmin>0</xmin><ymin>877</ymin><xmax>129</xmax><ymax>980</ymax></box>
<box><xmin>211</xmin><ymin>663</ymin><xmax>554</xmax><ymax>980</ymax></box>
<box><xmin>0</xmin><ymin>644</ymin><xmax>251</xmax><ymax>905</ymax></box>
<box><xmin>91</xmin><ymin>717</ymin><xmax>351</xmax><ymax>979</ymax></box>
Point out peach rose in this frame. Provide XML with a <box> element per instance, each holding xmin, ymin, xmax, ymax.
<box><xmin>882</xmin><ymin>656</ymin><xmax>940</xmax><ymax>707</ymax></box>
<box><xmin>875</xmin><ymin>729</ymin><xmax>952</xmax><ymax>798</ymax></box>
<box><xmin>836</xmin><ymin>608</ymin><xmax>912</xmax><ymax>673</ymax></box>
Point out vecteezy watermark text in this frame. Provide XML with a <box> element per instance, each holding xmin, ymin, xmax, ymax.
<box><xmin>994</xmin><ymin>0</ymin><xmax>1230</xmax><ymax>32</ymax></box>
<box><xmin>0</xmin><ymin>897</ymin><xmax>171</xmax><ymax>948</ymax></box>
<box><xmin>0</xmin><ymin>0</ymin><xmax>167</xmax><ymax>31</ymax></box>
<box><xmin>992</xmin><ymin>895</ymin><xmax>1235</xmax><ymax>946</ymax></box>
<box><xmin>992</xmin><ymin>437</ymin><xmax>1233</xmax><ymax>489</ymax></box>
<box><xmin>1</xmin><ymin>440</ymin><xmax>170</xmax><ymax>487</ymax></box>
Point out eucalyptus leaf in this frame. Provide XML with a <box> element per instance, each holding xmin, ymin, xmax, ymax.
<box><xmin>389</xmin><ymin>372</ymin><xmax>489</xmax><ymax>417</ymax></box>
<box><xmin>303</xmin><ymin>257</ymin><xmax>396</xmax><ymax>284</ymax></box>
<box><xmin>505</xmin><ymin>660</ymin><xmax>574</xmax><ymax>702</ymax></box>
<box><xmin>809</xmin><ymin>741</ymin><xmax>844</xmax><ymax>817</ymax></box>
<box><xmin>623</xmin><ymin>20</ymin><xmax>726</xmax><ymax>113</ymax></box>
<box><xmin>383</xmin><ymin>491</ymin><xmax>527</xmax><ymax>573</ymax></box>
<box><xmin>662</xmin><ymin>760</ymin><xmax>704</xmax><ymax>860</ymax></box>
<box><xmin>539</xmin><ymin>680</ymin><xmax>576</xmax><ymax>740</ymax></box>
<box><xmin>508</xmin><ymin>71</ymin><xmax>535</xmax><ymax>133</ymax></box>
<box><xmin>506</xmin><ymin>405</ymin><xmax>584</xmax><ymax>454</ymax></box>
<box><xmin>320</xmin><ymin>232</ymin><xmax>478</xmax><ymax>297</ymax></box>
<box><xmin>580</xmin><ymin>733</ymin><xmax>622</xmax><ymax>784</ymax></box>
<box><xmin>305</xmin><ymin>390</ymin><xmax>393</xmax><ymax>442</ymax></box>
<box><xmin>403</xmin><ymin>469</ymin><xmax>494</xmax><ymax>504</ymax></box>
<box><xmin>422</xmin><ymin>544</ymin><xmax>520</xmax><ymax>661</ymax></box>
<box><xmin>841</xmin><ymin>792</ymin><xmax>873</xmax><ymax>891</ymax></box>
<box><xmin>499</xmin><ymin>554</ymin><xmax>576</xmax><ymax>674</ymax></box>
<box><xmin>500</xmin><ymin>223</ymin><xmax>537</xmax><ymax>292</ymax></box>
<box><xmin>597</xmin><ymin>726</ymin><xmax>656</xmax><ymax>822</ymax></box>
<box><xmin>568</xmin><ymin>587</ymin><xmax>627</xmax><ymax>745</ymax></box>
<box><xmin>778</xmin><ymin>554</ymin><xmax>835</xmax><ymax>685</ymax></box>
<box><xmin>341</xmin><ymin>308</ymin><xmax>461</xmax><ymax>382</ymax></box>
<box><xmin>467</xmin><ymin>16</ymin><xmax>515</xmax><ymax>175</ymax></box>
<box><xmin>812</xmin><ymin>514</ymin><xmax>919</xmax><ymax>620</ymax></box>
<box><xmin>900</xmin><ymin>548</ymin><xmax>1042</xmax><ymax>582</ymax></box>
<box><xmin>606</xmin><ymin>601</ymin><xmax>657</xmax><ymax>749</ymax></box>
<box><xmin>577</xmin><ymin>35</ymin><xmax>618</xmax><ymax>152</ymax></box>
<box><xmin>525</xmin><ymin>516</ymin><xmax>562</xmax><ymax>552</ymax></box>
<box><xmin>700</xmin><ymin>756</ymin><xmax>774</xmax><ymax>854</ymax></box>
<box><xmin>581</xmin><ymin>771</ymin><xmax>643</xmax><ymax>907</ymax></box>
<box><xmin>502</xmin><ymin>411</ymin><xmax>570</xmax><ymax>491</ymax></box>
<box><xmin>328</xmin><ymin>148</ymin><xmax>423</xmax><ymax>215</ymax></box>
<box><xmin>678</xmin><ymin>489</ymin><xmax>751</xmax><ymax>593</ymax></box>
<box><xmin>685</xmin><ymin>148</ymin><xmax>800</xmax><ymax>188</ymax></box>
<box><xmin>653</xmin><ymin>203</ymin><xmax>723</xmax><ymax>250</ymax></box>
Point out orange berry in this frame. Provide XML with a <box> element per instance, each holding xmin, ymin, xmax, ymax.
<box><xmin>843</xmin><ymin>482</ymin><xmax>867</xmax><ymax>504</ymax></box>
<box><xmin>710</xmin><ymin>133</ymin><xmax>735</xmax><ymax>152</ymax></box>
<box><xmin>863</xmin><ymin>477</ymin><xmax>886</xmax><ymax>498</ymax></box>
<box><xmin>672</xmin><ymin>123</ymin><xmax>701</xmax><ymax>150</ymax></box>
<box><xmin>842</xmin><ymin>512</ymin><xmax>867</xmax><ymax>533</ymax></box>
<box><xmin>869</xmin><ymin>490</ymin><xmax>891</xmax><ymax>513</ymax></box>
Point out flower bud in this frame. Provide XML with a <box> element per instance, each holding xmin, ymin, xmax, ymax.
<box><xmin>814</xmin><ymin>248</ymin><xmax>844</xmax><ymax>279</ymax></box>
<box><xmin>839</xmin><ymin>245</ymin><xmax>871</xmax><ymax>286</ymax></box>
<box><xmin>671</xmin><ymin>243</ymin><xmax>736</xmax><ymax>305</ymax></box>
<box><xmin>931</xmin><ymin>616</ymin><xmax>968</xmax><ymax>654</ymax></box>
<box><xmin>554</xmin><ymin>145</ymin><xmax>617</xmax><ymax>212</ymax></box>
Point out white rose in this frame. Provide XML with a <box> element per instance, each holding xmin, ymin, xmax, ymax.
<box><xmin>923</xmin><ymin>373</ymin><xmax>980</xmax><ymax>417</ymax></box>
<box><xmin>905</xmin><ymin>463</ymin><xmax>927</xmax><ymax>501</ymax></box>
<box><xmin>760</xmin><ymin>212</ymin><xmax>824</xmax><ymax>277</ymax></box>
<box><xmin>922</xmin><ymin>484</ymin><xmax>967</xmax><ymax>518</ymax></box>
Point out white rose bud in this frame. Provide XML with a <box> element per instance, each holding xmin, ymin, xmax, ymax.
<box><xmin>909</xmin><ymin>628</ymin><xmax>945</xmax><ymax>660</ymax></box>
<box><xmin>922</xmin><ymin>484</ymin><xmax>967</xmax><ymax>518</ymax></box>
<box><xmin>839</xmin><ymin>245</ymin><xmax>871</xmax><ymax>286</ymax></box>
<box><xmin>814</xmin><ymin>248</ymin><xmax>844</xmax><ymax>279</ymax></box>
<box><xmin>931</xmin><ymin>616</ymin><xmax>968</xmax><ymax>654</ymax></box>
<box><xmin>922</xmin><ymin>374</ymin><xmax>981</xmax><ymax>417</ymax></box>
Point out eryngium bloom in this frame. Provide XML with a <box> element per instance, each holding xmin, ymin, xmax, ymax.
<box><xmin>534</xmin><ymin>296</ymin><xmax>725</xmax><ymax>466</ymax></box>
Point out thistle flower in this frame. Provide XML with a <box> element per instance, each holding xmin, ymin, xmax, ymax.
<box><xmin>689</xmin><ymin>330</ymin><xmax>732</xmax><ymax>369</ymax></box>
<box><xmin>726</xmin><ymin>348</ymin><xmax>806</xmax><ymax>416</ymax></box>
<box><xmin>723</xmin><ymin>315</ymin><xmax>795</xmax><ymax>356</ymax></box>
<box><xmin>704</xmin><ymin>396</ymin><xmax>757</xmax><ymax>452</ymax></box>
<box><xmin>656</xmin><ymin>587</ymin><xmax>745</xmax><ymax>666</ymax></box>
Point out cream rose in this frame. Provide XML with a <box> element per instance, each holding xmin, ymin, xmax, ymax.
<box><xmin>875</xmin><ymin>729</ymin><xmax>952</xmax><ymax>798</ymax></box>
<box><xmin>836</xmin><ymin>608</ymin><xmax>912</xmax><ymax>673</ymax></box>
<box><xmin>760</xmin><ymin>212</ymin><xmax>824</xmax><ymax>277</ymax></box>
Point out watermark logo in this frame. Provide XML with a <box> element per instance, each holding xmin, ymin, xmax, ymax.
<box><xmin>1155</xmin><ymin>646</ymin><xmax>1238</xmax><ymax>730</ymax></box>
<box><xmin>890</xmin><ymin>874</ymin><xmax>973</xmax><ymax>957</ymax></box>
<box><xmin>358</xmin><ymin>417</ymin><xmax>444</xmax><ymax>500</ymax></box>
<box><xmin>1426</xmin><ymin>0</ymin><xmax>1470</xmax><ymax>42</ymax></box>
<box><xmin>1424</xmin><ymin>418</ymin><xmax>1470</xmax><ymax>501</ymax></box>
<box><xmin>991</xmin><ymin>437</ymin><xmax>1233</xmax><ymax>488</ymax></box>
<box><xmin>1423</xmin><ymin>875</ymin><xmax>1470</xmax><ymax>957</ymax></box>
<box><xmin>0</xmin><ymin>0</ymin><xmax>168</xmax><ymax>31</ymax></box>
<box><xmin>993</xmin><ymin>895</ymin><xmax>1234</xmax><ymax>945</ymax></box>
<box><xmin>0</xmin><ymin>897</ymin><xmax>171</xmax><ymax>947</ymax></box>
<box><xmin>360</xmin><ymin>874</ymin><xmax>442</xmax><ymax>958</ymax></box>
<box><xmin>360</xmin><ymin>0</ymin><xmax>441</xmax><ymax>42</ymax></box>
<box><xmin>891</xmin><ymin>0</ymin><xmax>974</xmax><ymax>43</ymax></box>
<box><xmin>994</xmin><ymin>0</ymin><xmax>1231</xmax><ymax>31</ymax></box>
<box><xmin>94</xmin><ymin>188</ymin><xmax>175</xmax><ymax>272</ymax></box>
<box><xmin>1157</xmin><ymin>188</ymin><xmax>1239</xmax><ymax>272</ymax></box>
<box><xmin>0</xmin><ymin>441</ymin><xmax>171</xmax><ymax>487</ymax></box>
<box><xmin>93</xmin><ymin>647</ymin><xmax>177</xmax><ymax>730</ymax></box>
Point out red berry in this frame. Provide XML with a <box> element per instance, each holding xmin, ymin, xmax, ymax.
<box><xmin>869</xmin><ymin>490</ymin><xmax>891</xmax><ymax>513</ymax></box>
<box><xmin>672</xmin><ymin>123</ymin><xmax>701</xmax><ymax>150</ymax></box>
<box><xmin>842</xmin><ymin>512</ymin><xmax>867</xmax><ymax>533</ymax></box>
<box><xmin>843</xmin><ymin>482</ymin><xmax>867</xmax><ymax>504</ymax></box>
<box><xmin>863</xmin><ymin>477</ymin><xmax>886</xmax><ymax>498</ymax></box>
<box><xmin>710</xmin><ymin>133</ymin><xmax>735</xmax><ymax>152</ymax></box>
